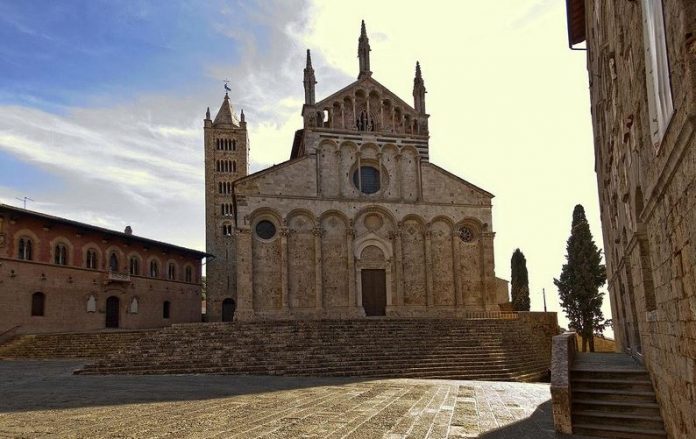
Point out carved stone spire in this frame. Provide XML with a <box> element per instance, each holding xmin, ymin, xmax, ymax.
<box><xmin>240</xmin><ymin>109</ymin><xmax>245</xmax><ymax>123</ymax></box>
<box><xmin>303</xmin><ymin>49</ymin><xmax>317</xmax><ymax>105</ymax></box>
<box><xmin>358</xmin><ymin>20</ymin><xmax>371</xmax><ymax>79</ymax></box>
<box><xmin>413</xmin><ymin>61</ymin><xmax>427</xmax><ymax>115</ymax></box>
<box><xmin>205</xmin><ymin>106</ymin><xmax>211</xmax><ymax>120</ymax></box>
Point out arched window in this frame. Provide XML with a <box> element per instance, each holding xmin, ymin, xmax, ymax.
<box><xmin>54</xmin><ymin>243</ymin><xmax>68</xmax><ymax>265</ymax></box>
<box><xmin>167</xmin><ymin>262</ymin><xmax>176</xmax><ymax>280</ymax></box>
<box><xmin>216</xmin><ymin>160</ymin><xmax>220</xmax><ymax>172</ymax></box>
<box><xmin>109</xmin><ymin>252</ymin><xmax>119</xmax><ymax>272</ymax></box>
<box><xmin>129</xmin><ymin>257</ymin><xmax>140</xmax><ymax>275</ymax></box>
<box><xmin>31</xmin><ymin>292</ymin><xmax>45</xmax><ymax>316</ymax></box>
<box><xmin>185</xmin><ymin>266</ymin><xmax>193</xmax><ymax>283</ymax></box>
<box><xmin>222</xmin><ymin>224</ymin><xmax>232</xmax><ymax>236</ymax></box>
<box><xmin>149</xmin><ymin>260</ymin><xmax>159</xmax><ymax>278</ymax></box>
<box><xmin>233</xmin><ymin>161</ymin><xmax>237</xmax><ymax>173</ymax></box>
<box><xmin>86</xmin><ymin>249</ymin><xmax>98</xmax><ymax>269</ymax></box>
<box><xmin>232</xmin><ymin>139</ymin><xmax>236</xmax><ymax>151</ymax></box>
<box><xmin>18</xmin><ymin>238</ymin><xmax>33</xmax><ymax>260</ymax></box>
<box><xmin>218</xmin><ymin>182</ymin><xmax>223</xmax><ymax>194</ymax></box>
<box><xmin>163</xmin><ymin>301</ymin><xmax>171</xmax><ymax>319</ymax></box>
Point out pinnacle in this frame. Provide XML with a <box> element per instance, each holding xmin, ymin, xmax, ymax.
<box><xmin>416</xmin><ymin>61</ymin><xmax>422</xmax><ymax>79</ymax></box>
<box><xmin>361</xmin><ymin>20</ymin><xmax>367</xmax><ymax>38</ymax></box>
<box><xmin>306</xmin><ymin>49</ymin><xmax>313</xmax><ymax>69</ymax></box>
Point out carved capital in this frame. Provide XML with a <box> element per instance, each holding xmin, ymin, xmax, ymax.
<box><xmin>280</xmin><ymin>227</ymin><xmax>290</xmax><ymax>237</ymax></box>
<box><xmin>312</xmin><ymin>227</ymin><xmax>324</xmax><ymax>237</ymax></box>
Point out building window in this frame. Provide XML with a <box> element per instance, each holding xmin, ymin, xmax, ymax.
<box><xmin>222</xmin><ymin>224</ymin><xmax>233</xmax><ymax>236</ymax></box>
<box><xmin>54</xmin><ymin>243</ymin><xmax>68</xmax><ymax>265</ymax></box>
<box><xmin>163</xmin><ymin>301</ymin><xmax>171</xmax><ymax>319</ymax></box>
<box><xmin>232</xmin><ymin>139</ymin><xmax>236</xmax><ymax>151</ymax></box>
<box><xmin>109</xmin><ymin>252</ymin><xmax>119</xmax><ymax>272</ymax></box>
<box><xmin>18</xmin><ymin>238</ymin><xmax>33</xmax><ymax>260</ymax></box>
<box><xmin>149</xmin><ymin>260</ymin><xmax>159</xmax><ymax>278</ymax></box>
<box><xmin>31</xmin><ymin>292</ymin><xmax>45</xmax><ymax>316</ymax></box>
<box><xmin>255</xmin><ymin>220</ymin><xmax>277</xmax><ymax>240</ymax></box>
<box><xmin>129</xmin><ymin>257</ymin><xmax>140</xmax><ymax>276</ymax></box>
<box><xmin>641</xmin><ymin>0</ymin><xmax>673</xmax><ymax>148</ymax></box>
<box><xmin>458</xmin><ymin>226</ymin><xmax>475</xmax><ymax>243</ymax></box>
<box><xmin>185</xmin><ymin>266</ymin><xmax>193</xmax><ymax>283</ymax></box>
<box><xmin>85</xmin><ymin>249</ymin><xmax>98</xmax><ymax>269</ymax></box>
<box><xmin>353</xmin><ymin>166</ymin><xmax>380</xmax><ymax>194</ymax></box>
<box><xmin>168</xmin><ymin>263</ymin><xmax>176</xmax><ymax>280</ymax></box>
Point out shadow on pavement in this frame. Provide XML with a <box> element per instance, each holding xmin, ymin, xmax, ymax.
<box><xmin>0</xmin><ymin>360</ymin><xmax>372</xmax><ymax>413</ymax></box>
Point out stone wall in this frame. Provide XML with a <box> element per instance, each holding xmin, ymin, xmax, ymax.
<box><xmin>582</xmin><ymin>1</ymin><xmax>696</xmax><ymax>437</ymax></box>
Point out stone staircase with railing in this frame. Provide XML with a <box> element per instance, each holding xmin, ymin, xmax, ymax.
<box><xmin>0</xmin><ymin>330</ymin><xmax>154</xmax><ymax>359</ymax></box>
<box><xmin>74</xmin><ymin>318</ymin><xmax>553</xmax><ymax>381</ymax></box>
<box><xmin>570</xmin><ymin>353</ymin><xmax>667</xmax><ymax>439</ymax></box>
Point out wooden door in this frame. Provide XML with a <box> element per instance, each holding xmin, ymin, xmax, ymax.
<box><xmin>361</xmin><ymin>269</ymin><xmax>386</xmax><ymax>316</ymax></box>
<box><xmin>106</xmin><ymin>296</ymin><xmax>119</xmax><ymax>328</ymax></box>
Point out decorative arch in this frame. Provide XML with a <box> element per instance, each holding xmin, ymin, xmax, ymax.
<box><xmin>354</xmin><ymin>205</ymin><xmax>397</xmax><ymax>229</ymax></box>
<box><xmin>286</xmin><ymin>208</ymin><xmax>317</xmax><ymax>227</ymax></box>
<box><xmin>318</xmin><ymin>209</ymin><xmax>350</xmax><ymax>227</ymax></box>
<box><xmin>147</xmin><ymin>256</ymin><xmax>162</xmax><ymax>278</ymax></box>
<box><xmin>13</xmin><ymin>229</ymin><xmax>40</xmax><ymax>261</ymax></box>
<box><xmin>49</xmin><ymin>236</ymin><xmax>74</xmax><ymax>266</ymax></box>
<box><xmin>354</xmin><ymin>233</ymin><xmax>393</xmax><ymax>260</ymax></box>
<box><xmin>165</xmin><ymin>259</ymin><xmax>179</xmax><ymax>281</ymax></box>
<box><xmin>127</xmin><ymin>251</ymin><xmax>143</xmax><ymax>276</ymax></box>
<box><xmin>82</xmin><ymin>243</ymin><xmax>102</xmax><ymax>269</ymax></box>
<box><xmin>105</xmin><ymin>246</ymin><xmax>125</xmax><ymax>271</ymax></box>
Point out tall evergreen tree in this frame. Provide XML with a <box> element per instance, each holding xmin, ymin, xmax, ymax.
<box><xmin>511</xmin><ymin>249</ymin><xmax>530</xmax><ymax>311</ymax></box>
<box><xmin>554</xmin><ymin>204</ymin><xmax>608</xmax><ymax>352</ymax></box>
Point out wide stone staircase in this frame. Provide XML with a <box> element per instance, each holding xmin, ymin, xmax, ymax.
<box><xmin>75</xmin><ymin>319</ymin><xmax>552</xmax><ymax>381</ymax></box>
<box><xmin>0</xmin><ymin>330</ymin><xmax>154</xmax><ymax>359</ymax></box>
<box><xmin>570</xmin><ymin>353</ymin><xmax>667</xmax><ymax>439</ymax></box>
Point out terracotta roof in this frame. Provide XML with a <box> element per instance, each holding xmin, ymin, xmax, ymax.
<box><xmin>0</xmin><ymin>204</ymin><xmax>209</xmax><ymax>258</ymax></box>
<box><xmin>566</xmin><ymin>0</ymin><xmax>586</xmax><ymax>47</ymax></box>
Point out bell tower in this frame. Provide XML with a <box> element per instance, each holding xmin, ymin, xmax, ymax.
<box><xmin>204</xmin><ymin>90</ymin><xmax>249</xmax><ymax>321</ymax></box>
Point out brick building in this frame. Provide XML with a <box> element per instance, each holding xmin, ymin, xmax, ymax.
<box><xmin>566</xmin><ymin>1</ymin><xmax>696</xmax><ymax>437</ymax></box>
<box><xmin>0</xmin><ymin>204</ymin><xmax>206</xmax><ymax>335</ymax></box>
<box><xmin>204</xmin><ymin>22</ymin><xmax>510</xmax><ymax>321</ymax></box>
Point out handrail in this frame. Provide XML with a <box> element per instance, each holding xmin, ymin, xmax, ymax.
<box><xmin>0</xmin><ymin>325</ymin><xmax>21</xmax><ymax>344</ymax></box>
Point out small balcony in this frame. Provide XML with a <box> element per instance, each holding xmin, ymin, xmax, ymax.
<box><xmin>106</xmin><ymin>271</ymin><xmax>131</xmax><ymax>283</ymax></box>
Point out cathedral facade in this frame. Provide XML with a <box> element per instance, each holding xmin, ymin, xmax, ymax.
<box><xmin>205</xmin><ymin>22</ymin><xmax>509</xmax><ymax>321</ymax></box>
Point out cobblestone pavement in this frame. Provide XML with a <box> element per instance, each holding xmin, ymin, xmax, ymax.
<box><xmin>0</xmin><ymin>361</ymin><xmax>588</xmax><ymax>439</ymax></box>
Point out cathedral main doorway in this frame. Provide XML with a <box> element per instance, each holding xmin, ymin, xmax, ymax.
<box><xmin>105</xmin><ymin>296</ymin><xmax>120</xmax><ymax>328</ymax></box>
<box><xmin>361</xmin><ymin>269</ymin><xmax>386</xmax><ymax>316</ymax></box>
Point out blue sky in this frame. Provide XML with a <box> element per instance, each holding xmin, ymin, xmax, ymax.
<box><xmin>0</xmin><ymin>1</ymin><xmax>611</xmax><ymax>331</ymax></box>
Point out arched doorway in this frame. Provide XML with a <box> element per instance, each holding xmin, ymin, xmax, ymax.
<box><xmin>106</xmin><ymin>296</ymin><xmax>119</xmax><ymax>328</ymax></box>
<box><xmin>358</xmin><ymin>245</ymin><xmax>388</xmax><ymax>316</ymax></box>
<box><xmin>222</xmin><ymin>298</ymin><xmax>235</xmax><ymax>322</ymax></box>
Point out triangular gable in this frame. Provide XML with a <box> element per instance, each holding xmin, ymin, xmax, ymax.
<box><xmin>424</xmin><ymin>162</ymin><xmax>494</xmax><ymax>199</ymax></box>
<box><xmin>315</xmin><ymin>76</ymin><xmax>419</xmax><ymax>116</ymax></box>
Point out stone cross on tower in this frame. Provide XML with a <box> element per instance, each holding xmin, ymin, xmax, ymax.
<box><xmin>358</xmin><ymin>20</ymin><xmax>371</xmax><ymax>79</ymax></box>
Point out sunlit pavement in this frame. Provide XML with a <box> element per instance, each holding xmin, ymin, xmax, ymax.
<box><xmin>0</xmin><ymin>360</ymin><xmax>590</xmax><ymax>438</ymax></box>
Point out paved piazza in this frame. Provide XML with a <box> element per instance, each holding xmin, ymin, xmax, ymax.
<box><xmin>0</xmin><ymin>361</ymin><xmax>586</xmax><ymax>439</ymax></box>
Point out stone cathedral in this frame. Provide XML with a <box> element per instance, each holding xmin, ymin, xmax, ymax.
<box><xmin>204</xmin><ymin>22</ymin><xmax>509</xmax><ymax>321</ymax></box>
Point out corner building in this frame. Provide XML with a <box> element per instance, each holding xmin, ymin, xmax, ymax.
<box><xmin>566</xmin><ymin>1</ymin><xmax>696</xmax><ymax>437</ymax></box>
<box><xmin>206</xmin><ymin>22</ymin><xmax>509</xmax><ymax>321</ymax></box>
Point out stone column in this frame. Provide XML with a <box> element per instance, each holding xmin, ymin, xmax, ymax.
<box><xmin>352</xmin><ymin>94</ymin><xmax>357</xmax><ymax>129</ymax></box>
<box><xmin>392</xmin><ymin>227</ymin><xmax>405</xmax><ymax>307</ymax></box>
<box><xmin>234</xmin><ymin>229</ymin><xmax>254</xmax><ymax>320</ymax></box>
<box><xmin>347</xmin><ymin>224</ymin><xmax>357</xmax><ymax>308</ymax></box>
<box><xmin>416</xmin><ymin>156</ymin><xmax>423</xmax><ymax>201</ymax></box>
<box><xmin>395</xmin><ymin>153</ymin><xmax>403</xmax><ymax>201</ymax></box>
<box><xmin>481</xmin><ymin>232</ymin><xmax>497</xmax><ymax>310</ymax></box>
<box><xmin>452</xmin><ymin>232</ymin><xmax>463</xmax><ymax>307</ymax></box>
<box><xmin>336</xmin><ymin>149</ymin><xmax>343</xmax><ymax>198</ymax></box>
<box><xmin>340</xmin><ymin>103</ymin><xmax>345</xmax><ymax>129</ymax></box>
<box><xmin>280</xmin><ymin>226</ymin><xmax>289</xmax><ymax>311</ymax></box>
<box><xmin>313</xmin><ymin>227</ymin><xmax>323</xmax><ymax>310</ymax></box>
<box><xmin>380</xmin><ymin>99</ymin><xmax>384</xmax><ymax>129</ymax></box>
<box><xmin>425</xmin><ymin>225</ymin><xmax>434</xmax><ymax>307</ymax></box>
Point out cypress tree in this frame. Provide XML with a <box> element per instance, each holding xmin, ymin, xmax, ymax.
<box><xmin>511</xmin><ymin>248</ymin><xmax>530</xmax><ymax>311</ymax></box>
<box><xmin>554</xmin><ymin>204</ymin><xmax>608</xmax><ymax>352</ymax></box>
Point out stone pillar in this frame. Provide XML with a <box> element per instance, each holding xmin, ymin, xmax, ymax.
<box><xmin>336</xmin><ymin>149</ymin><xmax>343</xmax><ymax>198</ymax></box>
<box><xmin>352</xmin><ymin>94</ymin><xmax>356</xmax><ymax>129</ymax></box>
<box><xmin>395</xmin><ymin>153</ymin><xmax>403</xmax><ymax>201</ymax></box>
<box><xmin>313</xmin><ymin>227</ymin><xmax>323</xmax><ymax>310</ymax></box>
<box><xmin>380</xmin><ymin>99</ymin><xmax>384</xmax><ymax>129</ymax></box>
<box><xmin>356</xmin><ymin>151</ymin><xmax>362</xmax><ymax>196</ymax></box>
<box><xmin>425</xmin><ymin>225</ymin><xmax>434</xmax><ymax>307</ymax></box>
<box><xmin>452</xmin><ymin>233</ymin><xmax>463</xmax><ymax>307</ymax></box>
<box><xmin>347</xmin><ymin>223</ymin><xmax>356</xmax><ymax>308</ymax></box>
<box><xmin>234</xmin><ymin>229</ymin><xmax>254</xmax><ymax>320</ymax></box>
<box><xmin>416</xmin><ymin>156</ymin><xmax>423</xmax><ymax>201</ymax></box>
<box><xmin>340</xmin><ymin>103</ymin><xmax>345</xmax><ymax>129</ymax></box>
<box><xmin>481</xmin><ymin>231</ymin><xmax>497</xmax><ymax>310</ymax></box>
<box><xmin>280</xmin><ymin>226</ymin><xmax>289</xmax><ymax>311</ymax></box>
<box><xmin>392</xmin><ymin>227</ymin><xmax>405</xmax><ymax>306</ymax></box>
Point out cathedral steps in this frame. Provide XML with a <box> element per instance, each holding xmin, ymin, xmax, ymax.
<box><xmin>570</xmin><ymin>353</ymin><xmax>667</xmax><ymax>438</ymax></box>
<box><xmin>0</xmin><ymin>330</ymin><xmax>154</xmax><ymax>359</ymax></box>
<box><xmin>75</xmin><ymin>319</ymin><xmax>553</xmax><ymax>381</ymax></box>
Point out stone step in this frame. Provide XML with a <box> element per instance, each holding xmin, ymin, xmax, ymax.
<box><xmin>571</xmin><ymin>377</ymin><xmax>654</xmax><ymax>391</ymax></box>
<box><xmin>572</xmin><ymin>399</ymin><xmax>661</xmax><ymax>417</ymax></box>
<box><xmin>572</xmin><ymin>387</ymin><xmax>657</xmax><ymax>403</ymax></box>
<box><xmin>573</xmin><ymin>410</ymin><xmax>665</xmax><ymax>431</ymax></box>
<box><xmin>572</xmin><ymin>423</ymin><xmax>667</xmax><ymax>439</ymax></box>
